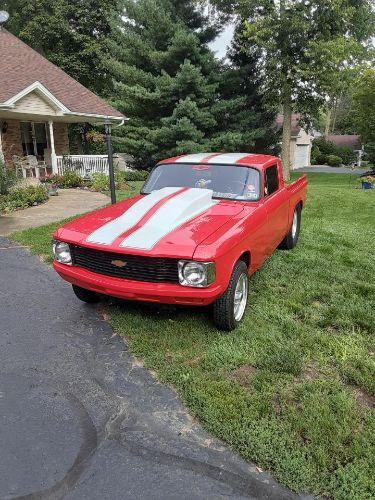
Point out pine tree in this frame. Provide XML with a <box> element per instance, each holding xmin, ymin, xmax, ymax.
<box><xmin>210</xmin><ymin>22</ymin><xmax>278</xmax><ymax>154</ymax></box>
<box><xmin>109</xmin><ymin>0</ymin><xmax>221</xmax><ymax>168</ymax></box>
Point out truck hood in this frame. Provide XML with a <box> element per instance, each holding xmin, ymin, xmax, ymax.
<box><xmin>55</xmin><ymin>187</ymin><xmax>244</xmax><ymax>258</ymax></box>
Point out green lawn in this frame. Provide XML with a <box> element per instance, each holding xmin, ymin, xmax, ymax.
<box><xmin>11</xmin><ymin>174</ymin><xmax>375</xmax><ymax>499</ymax></box>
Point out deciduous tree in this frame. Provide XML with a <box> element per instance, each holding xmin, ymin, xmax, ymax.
<box><xmin>211</xmin><ymin>0</ymin><xmax>375</xmax><ymax>180</ymax></box>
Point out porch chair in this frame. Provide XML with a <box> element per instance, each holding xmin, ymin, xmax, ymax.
<box><xmin>15</xmin><ymin>155</ymin><xmax>48</xmax><ymax>179</ymax></box>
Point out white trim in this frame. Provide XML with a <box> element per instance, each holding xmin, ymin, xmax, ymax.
<box><xmin>63</xmin><ymin>112</ymin><xmax>127</xmax><ymax>122</ymax></box>
<box><xmin>3</xmin><ymin>81</ymin><xmax>70</xmax><ymax>112</ymax></box>
<box><xmin>49</xmin><ymin>121</ymin><xmax>58</xmax><ymax>173</ymax></box>
<box><xmin>1</xmin><ymin>81</ymin><xmax>127</xmax><ymax>121</ymax></box>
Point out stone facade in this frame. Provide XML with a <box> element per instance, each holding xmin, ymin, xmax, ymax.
<box><xmin>1</xmin><ymin>120</ymin><xmax>24</xmax><ymax>165</ymax></box>
<box><xmin>53</xmin><ymin>123</ymin><xmax>70</xmax><ymax>156</ymax></box>
<box><xmin>1</xmin><ymin>120</ymin><xmax>70</xmax><ymax>166</ymax></box>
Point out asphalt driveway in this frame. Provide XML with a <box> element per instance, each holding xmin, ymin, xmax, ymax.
<box><xmin>294</xmin><ymin>165</ymin><xmax>364</xmax><ymax>174</ymax></box>
<box><xmin>0</xmin><ymin>238</ymin><xmax>304</xmax><ymax>500</ymax></box>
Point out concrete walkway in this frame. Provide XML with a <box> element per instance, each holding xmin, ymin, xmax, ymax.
<box><xmin>0</xmin><ymin>237</ymin><xmax>304</xmax><ymax>500</ymax></box>
<box><xmin>0</xmin><ymin>189</ymin><xmax>109</xmax><ymax>236</ymax></box>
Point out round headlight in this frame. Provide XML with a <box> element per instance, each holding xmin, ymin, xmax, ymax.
<box><xmin>182</xmin><ymin>261</ymin><xmax>206</xmax><ymax>286</ymax></box>
<box><xmin>52</xmin><ymin>241</ymin><xmax>72</xmax><ymax>265</ymax></box>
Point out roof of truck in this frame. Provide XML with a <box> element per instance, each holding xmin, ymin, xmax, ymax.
<box><xmin>158</xmin><ymin>153</ymin><xmax>279</xmax><ymax>169</ymax></box>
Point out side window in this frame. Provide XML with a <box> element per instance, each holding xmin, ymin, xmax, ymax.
<box><xmin>264</xmin><ymin>166</ymin><xmax>279</xmax><ymax>196</ymax></box>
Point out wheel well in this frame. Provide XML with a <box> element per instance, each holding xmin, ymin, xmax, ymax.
<box><xmin>297</xmin><ymin>200</ymin><xmax>303</xmax><ymax>210</ymax></box>
<box><xmin>238</xmin><ymin>251</ymin><xmax>251</xmax><ymax>269</ymax></box>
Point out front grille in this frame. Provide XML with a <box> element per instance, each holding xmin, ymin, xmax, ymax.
<box><xmin>70</xmin><ymin>245</ymin><xmax>179</xmax><ymax>284</ymax></box>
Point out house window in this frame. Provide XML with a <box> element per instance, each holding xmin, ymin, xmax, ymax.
<box><xmin>21</xmin><ymin>122</ymin><xmax>49</xmax><ymax>160</ymax></box>
<box><xmin>264</xmin><ymin>166</ymin><xmax>279</xmax><ymax>196</ymax></box>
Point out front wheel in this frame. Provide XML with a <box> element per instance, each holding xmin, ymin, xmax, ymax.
<box><xmin>278</xmin><ymin>204</ymin><xmax>301</xmax><ymax>250</ymax></box>
<box><xmin>72</xmin><ymin>285</ymin><xmax>101</xmax><ymax>304</ymax></box>
<box><xmin>212</xmin><ymin>260</ymin><xmax>249</xmax><ymax>331</ymax></box>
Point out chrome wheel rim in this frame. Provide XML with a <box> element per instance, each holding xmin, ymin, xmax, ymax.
<box><xmin>234</xmin><ymin>273</ymin><xmax>248</xmax><ymax>322</ymax></box>
<box><xmin>291</xmin><ymin>210</ymin><xmax>298</xmax><ymax>239</ymax></box>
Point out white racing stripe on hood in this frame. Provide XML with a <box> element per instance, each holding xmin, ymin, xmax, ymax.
<box><xmin>120</xmin><ymin>188</ymin><xmax>218</xmax><ymax>250</ymax></box>
<box><xmin>175</xmin><ymin>153</ymin><xmax>213</xmax><ymax>163</ymax></box>
<box><xmin>207</xmin><ymin>153</ymin><xmax>254</xmax><ymax>164</ymax></box>
<box><xmin>86</xmin><ymin>187</ymin><xmax>181</xmax><ymax>245</ymax></box>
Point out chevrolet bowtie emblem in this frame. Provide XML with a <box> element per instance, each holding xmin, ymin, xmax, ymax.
<box><xmin>111</xmin><ymin>259</ymin><xmax>127</xmax><ymax>268</ymax></box>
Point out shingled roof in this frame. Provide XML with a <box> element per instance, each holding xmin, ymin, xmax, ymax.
<box><xmin>0</xmin><ymin>28</ymin><xmax>124</xmax><ymax>120</ymax></box>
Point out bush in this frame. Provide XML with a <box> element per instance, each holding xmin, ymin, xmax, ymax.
<box><xmin>90</xmin><ymin>172</ymin><xmax>109</xmax><ymax>192</ymax></box>
<box><xmin>315</xmin><ymin>153</ymin><xmax>327</xmax><ymax>165</ymax></box>
<box><xmin>42</xmin><ymin>170</ymin><xmax>84</xmax><ymax>188</ymax></box>
<box><xmin>0</xmin><ymin>185</ymin><xmax>48</xmax><ymax>212</ymax></box>
<box><xmin>337</xmin><ymin>147</ymin><xmax>356</xmax><ymax>166</ymax></box>
<box><xmin>312</xmin><ymin>137</ymin><xmax>356</xmax><ymax>165</ymax></box>
<box><xmin>326</xmin><ymin>155</ymin><xmax>343</xmax><ymax>167</ymax></box>
<box><xmin>0</xmin><ymin>161</ymin><xmax>18</xmax><ymax>195</ymax></box>
<box><xmin>60</xmin><ymin>169</ymin><xmax>84</xmax><ymax>188</ymax></box>
<box><xmin>123</xmin><ymin>169</ymin><xmax>149</xmax><ymax>181</ymax></box>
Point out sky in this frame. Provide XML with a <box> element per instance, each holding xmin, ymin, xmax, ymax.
<box><xmin>209</xmin><ymin>24</ymin><xmax>235</xmax><ymax>59</ymax></box>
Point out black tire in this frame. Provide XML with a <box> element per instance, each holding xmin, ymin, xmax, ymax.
<box><xmin>72</xmin><ymin>285</ymin><xmax>100</xmax><ymax>304</ymax></box>
<box><xmin>213</xmin><ymin>260</ymin><xmax>249</xmax><ymax>331</ymax></box>
<box><xmin>278</xmin><ymin>204</ymin><xmax>302</xmax><ymax>250</ymax></box>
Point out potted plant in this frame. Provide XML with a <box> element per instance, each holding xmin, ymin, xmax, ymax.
<box><xmin>40</xmin><ymin>174</ymin><xmax>59</xmax><ymax>196</ymax></box>
<box><xmin>358</xmin><ymin>175</ymin><xmax>375</xmax><ymax>190</ymax></box>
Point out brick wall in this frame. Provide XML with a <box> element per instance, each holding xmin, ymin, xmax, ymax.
<box><xmin>1</xmin><ymin>120</ymin><xmax>70</xmax><ymax>166</ymax></box>
<box><xmin>1</xmin><ymin>120</ymin><xmax>23</xmax><ymax>166</ymax></box>
<box><xmin>53</xmin><ymin>122</ymin><xmax>70</xmax><ymax>155</ymax></box>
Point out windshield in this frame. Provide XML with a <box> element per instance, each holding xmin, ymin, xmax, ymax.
<box><xmin>142</xmin><ymin>163</ymin><xmax>261</xmax><ymax>201</ymax></box>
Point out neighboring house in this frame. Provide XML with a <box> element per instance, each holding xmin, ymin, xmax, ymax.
<box><xmin>0</xmin><ymin>28</ymin><xmax>126</xmax><ymax>176</ymax></box>
<box><xmin>275</xmin><ymin>114</ymin><xmax>315</xmax><ymax>169</ymax></box>
<box><xmin>326</xmin><ymin>135</ymin><xmax>362</xmax><ymax>151</ymax></box>
<box><xmin>326</xmin><ymin>134</ymin><xmax>364</xmax><ymax>166</ymax></box>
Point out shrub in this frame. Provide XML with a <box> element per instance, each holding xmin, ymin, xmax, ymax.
<box><xmin>337</xmin><ymin>146</ymin><xmax>356</xmax><ymax>166</ymax></box>
<box><xmin>0</xmin><ymin>161</ymin><xmax>18</xmax><ymax>195</ymax></box>
<box><xmin>326</xmin><ymin>155</ymin><xmax>343</xmax><ymax>167</ymax></box>
<box><xmin>313</xmin><ymin>137</ymin><xmax>337</xmax><ymax>156</ymax></box>
<box><xmin>90</xmin><ymin>172</ymin><xmax>109</xmax><ymax>192</ymax></box>
<box><xmin>0</xmin><ymin>185</ymin><xmax>48</xmax><ymax>212</ymax></box>
<box><xmin>312</xmin><ymin>137</ymin><xmax>356</xmax><ymax>165</ymax></box>
<box><xmin>59</xmin><ymin>169</ymin><xmax>83</xmax><ymax>188</ymax></box>
<box><xmin>123</xmin><ymin>169</ymin><xmax>149</xmax><ymax>181</ymax></box>
<box><xmin>315</xmin><ymin>154</ymin><xmax>327</xmax><ymax>165</ymax></box>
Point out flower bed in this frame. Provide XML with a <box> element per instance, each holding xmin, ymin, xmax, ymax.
<box><xmin>0</xmin><ymin>185</ymin><xmax>48</xmax><ymax>213</ymax></box>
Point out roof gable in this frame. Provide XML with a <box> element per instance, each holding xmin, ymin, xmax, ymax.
<box><xmin>3</xmin><ymin>81</ymin><xmax>69</xmax><ymax>112</ymax></box>
<box><xmin>0</xmin><ymin>29</ymin><xmax>124</xmax><ymax>120</ymax></box>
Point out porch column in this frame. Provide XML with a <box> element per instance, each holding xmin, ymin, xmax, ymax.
<box><xmin>48</xmin><ymin>121</ymin><xmax>58</xmax><ymax>173</ymax></box>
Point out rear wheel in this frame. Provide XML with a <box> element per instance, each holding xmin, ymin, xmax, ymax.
<box><xmin>72</xmin><ymin>285</ymin><xmax>101</xmax><ymax>304</ymax></box>
<box><xmin>278</xmin><ymin>204</ymin><xmax>301</xmax><ymax>250</ymax></box>
<box><xmin>213</xmin><ymin>260</ymin><xmax>249</xmax><ymax>331</ymax></box>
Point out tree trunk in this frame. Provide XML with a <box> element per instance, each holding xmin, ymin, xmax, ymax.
<box><xmin>281</xmin><ymin>98</ymin><xmax>292</xmax><ymax>182</ymax></box>
<box><xmin>324</xmin><ymin>106</ymin><xmax>332</xmax><ymax>136</ymax></box>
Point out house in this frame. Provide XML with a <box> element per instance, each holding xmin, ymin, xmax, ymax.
<box><xmin>275</xmin><ymin>114</ymin><xmax>314</xmax><ymax>169</ymax></box>
<box><xmin>326</xmin><ymin>135</ymin><xmax>362</xmax><ymax>151</ymax></box>
<box><xmin>0</xmin><ymin>28</ymin><xmax>126</xmax><ymax>176</ymax></box>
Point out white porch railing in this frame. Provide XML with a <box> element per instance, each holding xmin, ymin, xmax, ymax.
<box><xmin>56</xmin><ymin>155</ymin><xmax>110</xmax><ymax>177</ymax></box>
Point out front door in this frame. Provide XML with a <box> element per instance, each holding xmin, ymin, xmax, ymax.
<box><xmin>20</xmin><ymin>122</ymin><xmax>49</xmax><ymax>161</ymax></box>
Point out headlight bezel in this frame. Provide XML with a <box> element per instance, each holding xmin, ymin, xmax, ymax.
<box><xmin>178</xmin><ymin>260</ymin><xmax>216</xmax><ymax>288</ymax></box>
<box><xmin>52</xmin><ymin>240</ymin><xmax>72</xmax><ymax>265</ymax></box>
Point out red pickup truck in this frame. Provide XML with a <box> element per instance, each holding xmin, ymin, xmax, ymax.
<box><xmin>53</xmin><ymin>153</ymin><xmax>307</xmax><ymax>330</ymax></box>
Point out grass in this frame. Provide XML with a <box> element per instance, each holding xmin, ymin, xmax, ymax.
<box><xmin>11</xmin><ymin>173</ymin><xmax>375</xmax><ymax>499</ymax></box>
